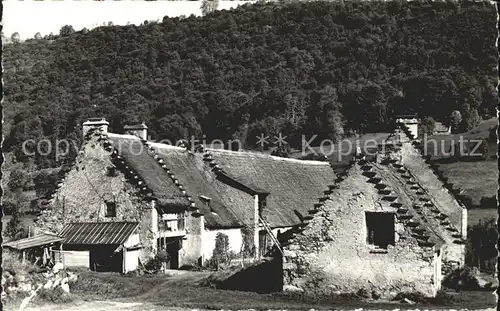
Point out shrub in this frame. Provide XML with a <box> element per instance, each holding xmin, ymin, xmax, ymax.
<box><xmin>442</xmin><ymin>266</ymin><xmax>480</xmax><ymax>290</ymax></box>
<box><xmin>466</xmin><ymin>218</ymin><xmax>497</xmax><ymax>273</ymax></box>
<box><xmin>144</xmin><ymin>250</ymin><xmax>170</xmax><ymax>272</ymax></box>
<box><xmin>356</xmin><ymin>287</ymin><xmax>371</xmax><ymax>299</ymax></box>
<box><xmin>207</xmin><ymin>233</ymin><xmax>233</xmax><ymax>270</ymax></box>
<box><xmin>36</xmin><ymin>286</ymin><xmax>73</xmax><ymax>304</ymax></box>
<box><xmin>393</xmin><ymin>291</ymin><xmax>427</xmax><ymax>303</ymax></box>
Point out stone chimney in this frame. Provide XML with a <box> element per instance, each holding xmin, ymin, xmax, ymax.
<box><xmin>124</xmin><ymin>123</ymin><xmax>148</xmax><ymax>140</ymax></box>
<box><xmin>82</xmin><ymin>118</ymin><xmax>109</xmax><ymax>137</ymax></box>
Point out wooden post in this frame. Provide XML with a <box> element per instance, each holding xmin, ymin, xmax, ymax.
<box><xmin>122</xmin><ymin>246</ymin><xmax>126</xmax><ymax>274</ymax></box>
<box><xmin>22</xmin><ymin>251</ymin><xmax>26</xmax><ymax>264</ymax></box>
<box><xmin>60</xmin><ymin>243</ymin><xmax>65</xmax><ymax>268</ymax></box>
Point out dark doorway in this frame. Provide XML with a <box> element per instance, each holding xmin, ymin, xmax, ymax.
<box><xmin>90</xmin><ymin>245</ymin><xmax>122</xmax><ymax>272</ymax></box>
<box><xmin>166</xmin><ymin>238</ymin><xmax>180</xmax><ymax>269</ymax></box>
<box><xmin>365</xmin><ymin>212</ymin><xmax>395</xmax><ymax>249</ymax></box>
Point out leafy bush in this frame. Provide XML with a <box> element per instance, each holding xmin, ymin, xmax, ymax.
<box><xmin>465</xmin><ymin>218</ymin><xmax>497</xmax><ymax>273</ymax></box>
<box><xmin>144</xmin><ymin>250</ymin><xmax>170</xmax><ymax>272</ymax></box>
<box><xmin>443</xmin><ymin>266</ymin><xmax>481</xmax><ymax>290</ymax></box>
<box><xmin>35</xmin><ymin>286</ymin><xmax>73</xmax><ymax>304</ymax></box>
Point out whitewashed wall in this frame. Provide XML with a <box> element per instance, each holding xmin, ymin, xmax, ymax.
<box><xmin>3</xmin><ymin>1</ymin><xmax>258</xmax><ymax>40</ymax></box>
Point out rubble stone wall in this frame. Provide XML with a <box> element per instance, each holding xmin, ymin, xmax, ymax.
<box><xmin>282</xmin><ymin>165</ymin><xmax>438</xmax><ymax>298</ymax></box>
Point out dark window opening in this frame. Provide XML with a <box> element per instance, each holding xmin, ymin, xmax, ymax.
<box><xmin>105</xmin><ymin>202</ymin><xmax>116</xmax><ymax>217</ymax></box>
<box><xmin>106</xmin><ymin>166</ymin><xmax>117</xmax><ymax>177</ymax></box>
<box><xmin>366</xmin><ymin>212</ymin><xmax>395</xmax><ymax>249</ymax></box>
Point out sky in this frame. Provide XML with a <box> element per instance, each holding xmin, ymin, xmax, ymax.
<box><xmin>3</xmin><ymin>1</ymin><xmax>257</xmax><ymax>40</ymax></box>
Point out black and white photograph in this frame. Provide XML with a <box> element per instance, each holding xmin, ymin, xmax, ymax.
<box><xmin>1</xmin><ymin>0</ymin><xmax>498</xmax><ymax>310</ymax></box>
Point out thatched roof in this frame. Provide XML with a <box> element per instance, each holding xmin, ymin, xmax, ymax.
<box><xmin>108</xmin><ymin>134</ymin><xmax>190</xmax><ymax>208</ymax></box>
<box><xmin>105</xmin><ymin>133</ymin><xmax>337</xmax><ymax>228</ymax></box>
<box><xmin>149</xmin><ymin>143</ymin><xmax>244</xmax><ymax>228</ymax></box>
<box><xmin>208</xmin><ymin>149</ymin><xmax>337</xmax><ymax>227</ymax></box>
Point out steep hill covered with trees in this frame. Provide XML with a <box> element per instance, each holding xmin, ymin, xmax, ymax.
<box><xmin>3</xmin><ymin>0</ymin><xmax>497</xmax><ymax>173</ymax></box>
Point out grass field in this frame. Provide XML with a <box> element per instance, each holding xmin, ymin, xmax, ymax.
<box><xmin>435</xmin><ymin>160</ymin><xmax>497</xmax><ymax>208</ymax></box>
<box><xmin>11</xmin><ymin>270</ymin><xmax>495</xmax><ymax>310</ymax></box>
<box><xmin>468</xmin><ymin>208</ymin><xmax>498</xmax><ymax>227</ymax></box>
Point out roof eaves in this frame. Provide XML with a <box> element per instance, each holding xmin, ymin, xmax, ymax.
<box><xmin>216</xmin><ymin>171</ymin><xmax>270</xmax><ymax>196</ymax></box>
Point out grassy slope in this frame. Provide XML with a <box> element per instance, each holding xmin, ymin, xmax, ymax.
<box><xmin>426</xmin><ymin>118</ymin><xmax>498</xmax><ymax>225</ymax></box>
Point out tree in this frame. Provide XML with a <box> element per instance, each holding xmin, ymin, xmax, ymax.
<box><xmin>488</xmin><ymin>126</ymin><xmax>497</xmax><ymax>143</ymax></box>
<box><xmin>478</xmin><ymin>138</ymin><xmax>489</xmax><ymax>160</ymax></box>
<box><xmin>271</xmin><ymin>141</ymin><xmax>291</xmax><ymax>158</ymax></box>
<box><xmin>210</xmin><ymin>232</ymin><xmax>231</xmax><ymax>270</ymax></box>
<box><xmin>421</xmin><ymin>116</ymin><xmax>435</xmax><ymax>136</ymax></box>
<box><xmin>34</xmin><ymin>32</ymin><xmax>42</xmax><ymax>40</ymax></box>
<box><xmin>11</xmin><ymin>32</ymin><xmax>20</xmax><ymax>44</ymax></box>
<box><xmin>201</xmin><ymin>0</ymin><xmax>219</xmax><ymax>16</ymax></box>
<box><xmin>59</xmin><ymin>25</ymin><xmax>75</xmax><ymax>37</ymax></box>
<box><xmin>7</xmin><ymin>169</ymin><xmax>27</xmax><ymax>192</ymax></box>
<box><xmin>462</xmin><ymin>108</ymin><xmax>481</xmax><ymax>132</ymax></box>
<box><xmin>5</xmin><ymin>210</ymin><xmax>28</xmax><ymax>240</ymax></box>
<box><xmin>449</xmin><ymin>110</ymin><xmax>462</xmax><ymax>133</ymax></box>
<box><xmin>466</xmin><ymin>218</ymin><xmax>497</xmax><ymax>273</ymax></box>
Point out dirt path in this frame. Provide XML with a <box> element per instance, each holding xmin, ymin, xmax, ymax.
<box><xmin>23</xmin><ymin>300</ymin><xmax>191</xmax><ymax>311</ymax></box>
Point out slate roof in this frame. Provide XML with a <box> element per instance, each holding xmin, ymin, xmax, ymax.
<box><xmin>60</xmin><ymin>222</ymin><xmax>139</xmax><ymax>245</ymax></box>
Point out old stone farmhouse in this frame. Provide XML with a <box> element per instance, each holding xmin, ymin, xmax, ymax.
<box><xmin>34</xmin><ymin>118</ymin><xmax>337</xmax><ymax>272</ymax></box>
<box><xmin>33</xmin><ymin>117</ymin><xmax>466</xmax><ymax>297</ymax></box>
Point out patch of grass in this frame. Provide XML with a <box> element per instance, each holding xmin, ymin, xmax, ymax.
<box><xmin>67</xmin><ymin>271</ymin><xmax>496</xmax><ymax>309</ymax></box>
<box><xmin>436</xmin><ymin>161</ymin><xmax>497</xmax><ymax>207</ymax></box>
<box><xmin>468</xmin><ymin>209</ymin><xmax>498</xmax><ymax>227</ymax></box>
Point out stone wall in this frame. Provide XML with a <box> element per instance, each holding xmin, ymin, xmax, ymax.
<box><xmin>35</xmin><ymin>134</ymin><xmax>155</xmax><ymax>262</ymax></box>
<box><xmin>282</xmin><ymin>165</ymin><xmax>438</xmax><ymax>298</ymax></box>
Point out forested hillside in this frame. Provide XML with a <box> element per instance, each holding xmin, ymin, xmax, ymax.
<box><xmin>3</xmin><ymin>0</ymin><xmax>497</xmax><ymax>172</ymax></box>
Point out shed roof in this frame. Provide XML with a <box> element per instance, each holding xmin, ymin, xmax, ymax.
<box><xmin>60</xmin><ymin>222</ymin><xmax>139</xmax><ymax>245</ymax></box>
<box><xmin>3</xmin><ymin>233</ymin><xmax>64</xmax><ymax>250</ymax></box>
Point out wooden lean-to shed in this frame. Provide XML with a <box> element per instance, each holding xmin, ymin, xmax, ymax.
<box><xmin>3</xmin><ymin>233</ymin><xmax>64</xmax><ymax>266</ymax></box>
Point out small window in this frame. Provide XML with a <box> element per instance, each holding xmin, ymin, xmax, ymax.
<box><xmin>106</xmin><ymin>166</ymin><xmax>117</xmax><ymax>177</ymax></box>
<box><xmin>366</xmin><ymin>212</ymin><xmax>395</xmax><ymax>249</ymax></box>
<box><xmin>105</xmin><ymin>201</ymin><xmax>116</xmax><ymax>217</ymax></box>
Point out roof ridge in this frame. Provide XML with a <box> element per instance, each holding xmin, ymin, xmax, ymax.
<box><xmin>361</xmin><ymin>158</ymin><xmax>447</xmax><ymax>249</ymax></box>
<box><xmin>103</xmin><ymin>134</ymin><xmax>157</xmax><ymax>200</ymax></box>
<box><xmin>386</xmin><ymin>161</ymin><xmax>465</xmax><ymax>243</ymax></box>
<box><xmin>208</xmin><ymin>148</ymin><xmax>331</xmax><ymax>166</ymax></box>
